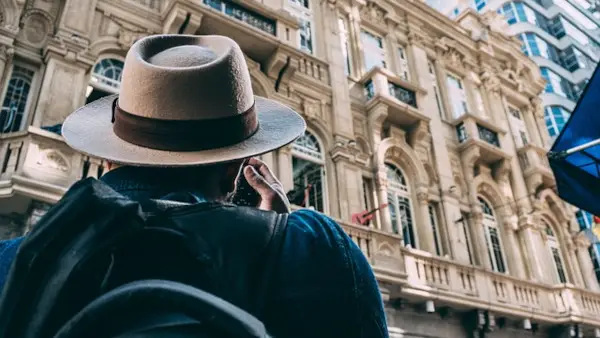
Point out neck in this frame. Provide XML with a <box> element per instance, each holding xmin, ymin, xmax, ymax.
<box><xmin>101</xmin><ymin>166</ymin><xmax>228</xmax><ymax>202</ymax></box>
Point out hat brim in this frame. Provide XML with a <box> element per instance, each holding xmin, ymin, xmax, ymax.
<box><xmin>62</xmin><ymin>95</ymin><xmax>306</xmax><ymax>167</ymax></box>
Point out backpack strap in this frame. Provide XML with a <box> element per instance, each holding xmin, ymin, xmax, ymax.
<box><xmin>251</xmin><ymin>212</ymin><xmax>288</xmax><ymax>317</ymax></box>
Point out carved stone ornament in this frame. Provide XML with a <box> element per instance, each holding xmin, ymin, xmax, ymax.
<box><xmin>359</xmin><ymin>1</ymin><xmax>387</xmax><ymax>25</ymax></box>
<box><xmin>36</xmin><ymin>149</ymin><xmax>70</xmax><ymax>172</ymax></box>
<box><xmin>444</xmin><ymin>47</ymin><xmax>466</xmax><ymax>72</ymax></box>
<box><xmin>302</xmin><ymin>97</ymin><xmax>322</xmax><ymax>122</ymax></box>
<box><xmin>21</xmin><ymin>9</ymin><xmax>54</xmax><ymax>45</ymax></box>
<box><xmin>117</xmin><ymin>28</ymin><xmax>149</xmax><ymax>50</ymax></box>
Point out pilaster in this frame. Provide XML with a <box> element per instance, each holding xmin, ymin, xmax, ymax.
<box><xmin>0</xmin><ymin>44</ymin><xmax>14</xmax><ymax>90</ymax></box>
<box><xmin>330</xmin><ymin>141</ymin><xmax>368</xmax><ymax>222</ymax></box>
<box><xmin>469</xmin><ymin>210</ymin><xmax>492</xmax><ymax>270</ymax></box>
<box><xmin>32</xmin><ymin>49</ymin><xmax>93</xmax><ymax>128</ymax></box>
<box><xmin>277</xmin><ymin>145</ymin><xmax>294</xmax><ymax>192</ymax></box>
<box><xmin>416</xmin><ymin>188</ymin><xmax>436</xmax><ymax>254</ymax></box>
<box><xmin>321</xmin><ymin>1</ymin><xmax>354</xmax><ymax>140</ymax></box>
<box><xmin>573</xmin><ymin>232</ymin><xmax>600</xmax><ymax>291</ymax></box>
<box><xmin>531</xmin><ymin>97</ymin><xmax>550</xmax><ymax>148</ymax></box>
<box><xmin>501</xmin><ymin>216</ymin><xmax>527</xmax><ymax>279</ymax></box>
<box><xmin>408</xmin><ymin>41</ymin><xmax>463</xmax><ymax>260</ymax></box>
<box><xmin>517</xmin><ymin>216</ymin><xmax>545</xmax><ymax>281</ymax></box>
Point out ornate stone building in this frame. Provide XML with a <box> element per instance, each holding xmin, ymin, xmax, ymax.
<box><xmin>1</xmin><ymin>0</ymin><xmax>600</xmax><ymax>337</ymax></box>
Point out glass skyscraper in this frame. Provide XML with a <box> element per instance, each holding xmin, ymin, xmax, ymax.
<box><xmin>429</xmin><ymin>0</ymin><xmax>600</xmax><ymax>286</ymax></box>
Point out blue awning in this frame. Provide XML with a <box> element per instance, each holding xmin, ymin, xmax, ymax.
<box><xmin>548</xmin><ymin>64</ymin><xmax>600</xmax><ymax>217</ymax></box>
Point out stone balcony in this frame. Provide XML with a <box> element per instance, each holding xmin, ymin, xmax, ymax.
<box><xmin>360</xmin><ymin>66</ymin><xmax>429</xmax><ymax>130</ymax></box>
<box><xmin>163</xmin><ymin>0</ymin><xmax>330</xmax><ymax>90</ymax></box>
<box><xmin>340</xmin><ymin>221</ymin><xmax>600</xmax><ymax>327</ymax></box>
<box><xmin>0</xmin><ymin>127</ymin><xmax>104</xmax><ymax>203</ymax></box>
<box><xmin>517</xmin><ymin>144</ymin><xmax>555</xmax><ymax>195</ymax></box>
<box><xmin>452</xmin><ymin>113</ymin><xmax>510</xmax><ymax>168</ymax></box>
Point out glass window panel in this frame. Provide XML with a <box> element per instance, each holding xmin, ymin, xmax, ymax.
<box><xmin>1</xmin><ymin>65</ymin><xmax>35</xmax><ymax>133</ymax></box>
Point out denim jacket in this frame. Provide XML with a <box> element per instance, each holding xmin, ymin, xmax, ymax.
<box><xmin>0</xmin><ymin>167</ymin><xmax>388</xmax><ymax>338</ymax></box>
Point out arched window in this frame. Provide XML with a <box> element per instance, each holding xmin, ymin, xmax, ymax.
<box><xmin>479</xmin><ymin>197</ymin><xmax>507</xmax><ymax>273</ymax></box>
<box><xmin>386</xmin><ymin>163</ymin><xmax>416</xmax><ymax>248</ymax></box>
<box><xmin>544</xmin><ymin>220</ymin><xmax>567</xmax><ymax>283</ymax></box>
<box><xmin>290</xmin><ymin>130</ymin><xmax>326</xmax><ymax>212</ymax></box>
<box><xmin>86</xmin><ymin>58</ymin><xmax>124</xmax><ymax>104</ymax></box>
<box><xmin>1</xmin><ymin>65</ymin><xmax>35</xmax><ymax>133</ymax></box>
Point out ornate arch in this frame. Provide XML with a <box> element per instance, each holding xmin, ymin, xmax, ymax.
<box><xmin>474</xmin><ymin>177</ymin><xmax>508</xmax><ymax>216</ymax></box>
<box><xmin>538</xmin><ymin>189</ymin><xmax>570</xmax><ymax>224</ymax></box>
<box><xmin>0</xmin><ymin>0</ymin><xmax>20</xmax><ymax>29</ymax></box>
<box><xmin>249</xmin><ymin>70</ymin><xmax>273</xmax><ymax>99</ymax></box>
<box><xmin>89</xmin><ymin>37</ymin><xmax>128</xmax><ymax>59</ymax></box>
<box><xmin>379</xmin><ymin>138</ymin><xmax>429</xmax><ymax>188</ymax></box>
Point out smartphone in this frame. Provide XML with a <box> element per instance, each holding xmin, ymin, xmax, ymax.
<box><xmin>231</xmin><ymin>162</ymin><xmax>261</xmax><ymax>207</ymax></box>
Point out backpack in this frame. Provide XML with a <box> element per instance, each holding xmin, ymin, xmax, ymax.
<box><xmin>0</xmin><ymin>178</ymin><xmax>288</xmax><ymax>338</ymax></box>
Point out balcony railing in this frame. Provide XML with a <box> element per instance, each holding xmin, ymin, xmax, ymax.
<box><xmin>388</xmin><ymin>82</ymin><xmax>417</xmax><ymax>109</ymax></box>
<box><xmin>0</xmin><ymin>127</ymin><xmax>105</xmax><ymax>202</ymax></box>
<box><xmin>477</xmin><ymin>124</ymin><xmax>500</xmax><ymax>147</ymax></box>
<box><xmin>203</xmin><ymin>0</ymin><xmax>276</xmax><ymax>36</ymax></box>
<box><xmin>339</xmin><ymin>221</ymin><xmax>600</xmax><ymax>323</ymax></box>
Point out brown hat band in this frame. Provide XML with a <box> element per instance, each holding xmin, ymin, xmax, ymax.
<box><xmin>111</xmin><ymin>98</ymin><xmax>259</xmax><ymax>151</ymax></box>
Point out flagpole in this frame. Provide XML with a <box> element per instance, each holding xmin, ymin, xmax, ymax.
<box><xmin>548</xmin><ymin>137</ymin><xmax>600</xmax><ymax>161</ymax></box>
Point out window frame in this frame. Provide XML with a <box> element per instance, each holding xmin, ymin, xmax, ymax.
<box><xmin>385</xmin><ymin>162</ymin><xmax>417</xmax><ymax>248</ymax></box>
<box><xmin>291</xmin><ymin>130</ymin><xmax>328</xmax><ymax>214</ymax></box>
<box><xmin>88</xmin><ymin>57</ymin><xmax>125</xmax><ymax>95</ymax></box>
<box><xmin>428</xmin><ymin>60</ymin><xmax>446</xmax><ymax>119</ymax></box>
<box><xmin>360</xmin><ymin>28</ymin><xmax>387</xmax><ymax>73</ymax></box>
<box><xmin>0</xmin><ymin>61</ymin><xmax>39</xmax><ymax>134</ymax></box>
<box><xmin>543</xmin><ymin>221</ymin><xmax>568</xmax><ymax>284</ymax></box>
<box><xmin>479</xmin><ymin>197</ymin><xmax>508</xmax><ymax>274</ymax></box>
<box><xmin>446</xmin><ymin>73</ymin><xmax>469</xmax><ymax>120</ymax></box>
<box><xmin>287</xmin><ymin>0</ymin><xmax>315</xmax><ymax>55</ymax></box>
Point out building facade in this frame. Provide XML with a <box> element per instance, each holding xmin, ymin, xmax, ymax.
<box><xmin>429</xmin><ymin>0</ymin><xmax>600</xmax><ymax>295</ymax></box>
<box><xmin>1</xmin><ymin>0</ymin><xmax>600</xmax><ymax>337</ymax></box>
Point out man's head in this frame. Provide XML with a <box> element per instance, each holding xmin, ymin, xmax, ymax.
<box><xmin>62</xmin><ymin>34</ymin><xmax>305</xmax><ymax>193</ymax></box>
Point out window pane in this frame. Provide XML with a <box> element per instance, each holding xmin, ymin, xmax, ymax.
<box><xmin>291</xmin><ymin>157</ymin><xmax>325</xmax><ymax>212</ymax></box>
<box><xmin>361</xmin><ymin>30</ymin><xmax>386</xmax><ymax>71</ymax></box>
<box><xmin>429</xmin><ymin>204</ymin><xmax>442</xmax><ymax>256</ymax></box>
<box><xmin>1</xmin><ymin>65</ymin><xmax>35</xmax><ymax>133</ymax></box>
<box><xmin>552</xmin><ymin>247</ymin><xmax>567</xmax><ymax>283</ymax></box>
<box><xmin>489</xmin><ymin>227</ymin><xmax>507</xmax><ymax>273</ymax></box>
<box><xmin>446</xmin><ymin>75</ymin><xmax>468</xmax><ymax>118</ymax></box>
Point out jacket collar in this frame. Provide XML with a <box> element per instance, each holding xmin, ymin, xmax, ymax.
<box><xmin>100</xmin><ymin>166</ymin><xmax>207</xmax><ymax>204</ymax></box>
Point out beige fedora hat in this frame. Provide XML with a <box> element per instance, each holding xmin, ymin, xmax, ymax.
<box><xmin>62</xmin><ymin>34</ymin><xmax>305</xmax><ymax>167</ymax></box>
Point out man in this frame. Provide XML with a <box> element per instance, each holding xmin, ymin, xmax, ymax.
<box><xmin>0</xmin><ymin>34</ymin><xmax>387</xmax><ymax>337</ymax></box>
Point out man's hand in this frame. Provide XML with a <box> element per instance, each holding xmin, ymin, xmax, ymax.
<box><xmin>243</xmin><ymin>157</ymin><xmax>291</xmax><ymax>213</ymax></box>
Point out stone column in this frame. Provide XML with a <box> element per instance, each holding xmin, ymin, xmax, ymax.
<box><xmin>408</xmin><ymin>41</ymin><xmax>463</xmax><ymax>260</ymax></box>
<box><xmin>277</xmin><ymin>145</ymin><xmax>294</xmax><ymax>192</ymax></box>
<box><xmin>32</xmin><ymin>50</ymin><xmax>93</xmax><ymax>128</ymax></box>
<box><xmin>58</xmin><ymin>0</ymin><xmax>100</xmax><ymax>38</ymax></box>
<box><xmin>522</xmin><ymin>105</ymin><xmax>543</xmax><ymax>146</ymax></box>
<box><xmin>348</xmin><ymin>6</ymin><xmax>365</xmax><ymax>76</ymax></box>
<box><xmin>416</xmin><ymin>189</ymin><xmax>436</xmax><ymax>254</ymax></box>
<box><xmin>331</xmin><ymin>146</ymin><xmax>365</xmax><ymax>223</ymax></box>
<box><xmin>531</xmin><ymin>97</ymin><xmax>550</xmax><ymax>148</ymax></box>
<box><xmin>564</xmin><ymin>238</ymin><xmax>585</xmax><ymax>287</ymax></box>
<box><xmin>0</xmin><ymin>45</ymin><xmax>14</xmax><ymax>90</ymax></box>
<box><xmin>517</xmin><ymin>220</ymin><xmax>545</xmax><ymax>281</ymax></box>
<box><xmin>574</xmin><ymin>234</ymin><xmax>600</xmax><ymax>291</ymax></box>
<box><xmin>501</xmin><ymin>217</ymin><xmax>527</xmax><ymax>278</ymax></box>
<box><xmin>469</xmin><ymin>211</ymin><xmax>492</xmax><ymax>269</ymax></box>
<box><xmin>375</xmin><ymin>168</ymin><xmax>392</xmax><ymax>233</ymax></box>
<box><xmin>320</xmin><ymin>2</ymin><xmax>354</xmax><ymax>140</ymax></box>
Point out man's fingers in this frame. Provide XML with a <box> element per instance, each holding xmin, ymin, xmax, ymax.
<box><xmin>247</xmin><ymin>157</ymin><xmax>278</xmax><ymax>184</ymax></box>
<box><xmin>243</xmin><ymin>166</ymin><xmax>275</xmax><ymax>197</ymax></box>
